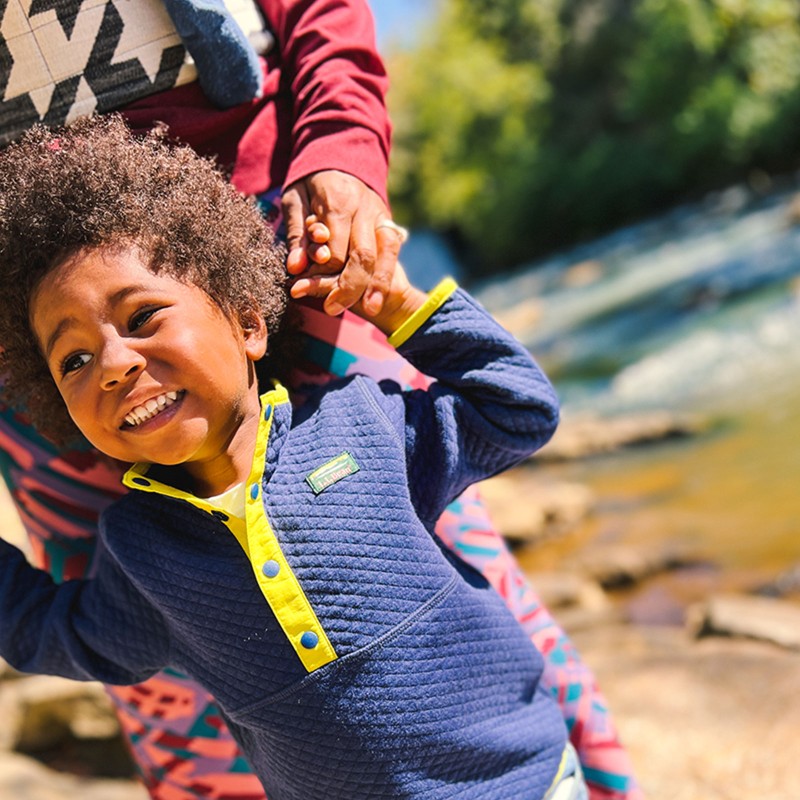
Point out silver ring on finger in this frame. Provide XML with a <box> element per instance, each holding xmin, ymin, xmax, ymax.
<box><xmin>375</xmin><ymin>219</ymin><xmax>409</xmax><ymax>244</ymax></box>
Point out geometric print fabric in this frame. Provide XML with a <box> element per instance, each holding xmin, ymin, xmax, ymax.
<box><xmin>0</xmin><ymin>0</ymin><xmax>191</xmax><ymax>146</ymax></box>
<box><xmin>0</xmin><ymin>0</ymin><xmax>264</xmax><ymax>146</ymax></box>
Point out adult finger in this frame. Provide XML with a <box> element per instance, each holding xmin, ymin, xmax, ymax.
<box><xmin>290</xmin><ymin>274</ymin><xmax>340</xmax><ymax>301</ymax></box>
<box><xmin>324</xmin><ymin>212</ymin><xmax>377</xmax><ymax>315</ymax></box>
<box><xmin>281</xmin><ymin>182</ymin><xmax>311</xmax><ymax>275</ymax></box>
<box><xmin>365</xmin><ymin>223</ymin><xmax>405</xmax><ymax>316</ymax></box>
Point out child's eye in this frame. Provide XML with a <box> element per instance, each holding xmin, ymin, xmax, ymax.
<box><xmin>129</xmin><ymin>307</ymin><xmax>159</xmax><ymax>332</ymax></box>
<box><xmin>60</xmin><ymin>352</ymin><xmax>91</xmax><ymax>376</ymax></box>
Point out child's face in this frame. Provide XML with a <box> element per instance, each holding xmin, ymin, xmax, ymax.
<box><xmin>30</xmin><ymin>246</ymin><xmax>267</xmax><ymax>487</ymax></box>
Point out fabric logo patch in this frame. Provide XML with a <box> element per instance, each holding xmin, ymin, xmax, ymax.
<box><xmin>305</xmin><ymin>452</ymin><xmax>359</xmax><ymax>495</ymax></box>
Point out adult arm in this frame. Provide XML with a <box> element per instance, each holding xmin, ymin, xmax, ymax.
<box><xmin>258</xmin><ymin>0</ymin><xmax>398</xmax><ymax>314</ymax></box>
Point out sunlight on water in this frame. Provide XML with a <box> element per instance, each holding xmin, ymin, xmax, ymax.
<box><xmin>541</xmin><ymin>393</ymin><xmax>800</xmax><ymax>579</ymax></box>
<box><xmin>476</xmin><ymin>185</ymin><xmax>800</xmax><ymax>586</ymax></box>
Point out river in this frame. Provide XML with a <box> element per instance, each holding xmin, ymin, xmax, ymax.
<box><xmin>463</xmin><ymin>180</ymin><xmax>800</xmax><ymax>611</ymax></box>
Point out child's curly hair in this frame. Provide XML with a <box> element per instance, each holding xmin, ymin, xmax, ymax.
<box><xmin>0</xmin><ymin>114</ymin><xmax>290</xmax><ymax>444</ymax></box>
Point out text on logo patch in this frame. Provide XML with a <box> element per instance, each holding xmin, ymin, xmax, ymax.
<box><xmin>305</xmin><ymin>452</ymin><xmax>360</xmax><ymax>494</ymax></box>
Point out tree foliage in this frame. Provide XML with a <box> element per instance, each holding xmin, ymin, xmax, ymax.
<box><xmin>387</xmin><ymin>0</ymin><xmax>800</xmax><ymax>273</ymax></box>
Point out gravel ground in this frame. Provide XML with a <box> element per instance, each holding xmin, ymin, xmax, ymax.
<box><xmin>572</xmin><ymin>623</ymin><xmax>800</xmax><ymax>800</ymax></box>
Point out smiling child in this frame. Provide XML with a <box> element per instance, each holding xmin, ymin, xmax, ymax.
<box><xmin>0</xmin><ymin>116</ymin><xmax>586</xmax><ymax>800</ymax></box>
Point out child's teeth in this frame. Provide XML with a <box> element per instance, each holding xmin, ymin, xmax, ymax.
<box><xmin>125</xmin><ymin>391</ymin><xmax>182</xmax><ymax>427</ymax></box>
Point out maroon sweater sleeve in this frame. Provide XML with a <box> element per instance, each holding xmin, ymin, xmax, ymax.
<box><xmin>255</xmin><ymin>0</ymin><xmax>391</xmax><ymax>201</ymax></box>
<box><xmin>123</xmin><ymin>0</ymin><xmax>391</xmax><ymax>202</ymax></box>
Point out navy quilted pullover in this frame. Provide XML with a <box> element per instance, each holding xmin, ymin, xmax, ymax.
<box><xmin>0</xmin><ymin>286</ymin><xmax>567</xmax><ymax>799</ymax></box>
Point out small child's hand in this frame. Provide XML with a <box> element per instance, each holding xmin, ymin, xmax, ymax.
<box><xmin>288</xmin><ymin>215</ymin><xmax>340</xmax><ymax>314</ymax></box>
<box><xmin>304</xmin><ymin>214</ymin><xmax>332</xmax><ymax>266</ymax></box>
<box><xmin>291</xmin><ymin>216</ymin><xmax>426</xmax><ymax>335</ymax></box>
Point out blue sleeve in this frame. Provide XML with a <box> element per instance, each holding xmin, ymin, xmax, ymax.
<box><xmin>0</xmin><ymin>538</ymin><xmax>169</xmax><ymax>685</ymax></box>
<box><xmin>374</xmin><ymin>288</ymin><xmax>559</xmax><ymax>526</ymax></box>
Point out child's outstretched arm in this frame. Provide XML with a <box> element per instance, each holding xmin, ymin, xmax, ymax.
<box><xmin>378</xmin><ymin>279</ymin><xmax>559</xmax><ymax>525</ymax></box>
<box><xmin>0</xmin><ymin>537</ymin><xmax>169</xmax><ymax>684</ymax></box>
<box><xmin>292</xmin><ymin>245</ymin><xmax>559</xmax><ymax>525</ymax></box>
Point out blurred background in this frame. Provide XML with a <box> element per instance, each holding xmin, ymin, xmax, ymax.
<box><xmin>1</xmin><ymin>1</ymin><xmax>799</xmax><ymax>798</ymax></box>
<box><xmin>374</xmin><ymin>2</ymin><xmax>800</xmax><ymax>798</ymax></box>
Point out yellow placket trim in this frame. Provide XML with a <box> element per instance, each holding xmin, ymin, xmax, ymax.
<box><xmin>242</xmin><ymin>387</ymin><xmax>337</xmax><ymax>671</ymax></box>
<box><xmin>122</xmin><ymin>384</ymin><xmax>337</xmax><ymax>674</ymax></box>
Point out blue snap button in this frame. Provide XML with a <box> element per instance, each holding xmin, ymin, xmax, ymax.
<box><xmin>300</xmin><ymin>631</ymin><xmax>319</xmax><ymax>650</ymax></box>
<box><xmin>263</xmin><ymin>404</ymin><xmax>272</xmax><ymax>421</ymax></box>
<box><xmin>261</xmin><ymin>560</ymin><xmax>280</xmax><ymax>578</ymax></box>
<box><xmin>250</xmin><ymin>484</ymin><xmax>260</xmax><ymax>500</ymax></box>
<box><xmin>211</xmin><ymin>510</ymin><xmax>229</xmax><ymax>522</ymax></box>
<box><xmin>132</xmin><ymin>477</ymin><xmax>150</xmax><ymax>487</ymax></box>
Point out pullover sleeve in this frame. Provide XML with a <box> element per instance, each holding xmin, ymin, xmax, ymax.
<box><xmin>369</xmin><ymin>285</ymin><xmax>559</xmax><ymax>526</ymax></box>
<box><xmin>257</xmin><ymin>0</ymin><xmax>391</xmax><ymax>200</ymax></box>
<box><xmin>0</xmin><ymin>538</ymin><xmax>169</xmax><ymax>685</ymax></box>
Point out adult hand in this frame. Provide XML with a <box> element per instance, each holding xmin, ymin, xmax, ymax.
<box><xmin>290</xmin><ymin>220</ymin><xmax>425</xmax><ymax>335</ymax></box>
<box><xmin>282</xmin><ymin>170</ymin><xmax>405</xmax><ymax>317</ymax></box>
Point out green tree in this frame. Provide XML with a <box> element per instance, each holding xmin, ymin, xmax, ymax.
<box><xmin>388</xmin><ymin>0</ymin><xmax>800</xmax><ymax>274</ymax></box>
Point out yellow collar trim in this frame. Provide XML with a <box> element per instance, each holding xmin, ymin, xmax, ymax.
<box><xmin>121</xmin><ymin>383</ymin><xmax>290</xmax><ymax>508</ymax></box>
<box><xmin>122</xmin><ymin>382</ymin><xmax>337</xmax><ymax>673</ymax></box>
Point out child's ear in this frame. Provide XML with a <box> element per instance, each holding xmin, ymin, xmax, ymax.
<box><xmin>239</xmin><ymin>308</ymin><xmax>268</xmax><ymax>362</ymax></box>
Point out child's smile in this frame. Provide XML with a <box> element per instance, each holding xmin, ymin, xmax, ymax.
<box><xmin>122</xmin><ymin>389</ymin><xmax>185</xmax><ymax>430</ymax></box>
<box><xmin>29</xmin><ymin>246</ymin><xmax>268</xmax><ymax>496</ymax></box>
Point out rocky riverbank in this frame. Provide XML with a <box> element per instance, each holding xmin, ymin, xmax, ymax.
<box><xmin>0</xmin><ymin>411</ymin><xmax>798</xmax><ymax>799</ymax></box>
<box><xmin>483</xmin><ymin>411</ymin><xmax>800</xmax><ymax>799</ymax></box>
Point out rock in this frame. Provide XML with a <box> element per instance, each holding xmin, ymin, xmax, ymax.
<box><xmin>539</xmin><ymin>410</ymin><xmax>706</xmax><ymax>461</ymax></box>
<box><xmin>524</xmin><ymin>571</ymin><xmax>610</xmax><ymax>612</ymax></box>
<box><xmin>478</xmin><ymin>473</ymin><xmax>593</xmax><ymax>543</ymax></box>
<box><xmin>546</xmin><ymin>604</ymin><xmax>623</xmax><ymax>632</ymax></box>
<box><xmin>786</xmin><ymin>192</ymin><xmax>800</xmax><ymax>226</ymax></box>
<box><xmin>560</xmin><ymin>259</ymin><xmax>603</xmax><ymax>289</ymax></box>
<box><xmin>689</xmin><ymin>593</ymin><xmax>800</xmax><ymax>651</ymax></box>
<box><xmin>624</xmin><ymin>584</ymin><xmax>690</xmax><ymax>626</ymax></box>
<box><xmin>0</xmin><ymin>675</ymin><xmax>120</xmax><ymax>752</ymax></box>
<box><xmin>0</xmin><ymin>675</ymin><xmax>137</xmax><ymax>780</ymax></box>
<box><xmin>755</xmin><ymin>562</ymin><xmax>800</xmax><ymax>598</ymax></box>
<box><xmin>575</xmin><ymin>544</ymin><xmax>689</xmax><ymax>589</ymax></box>
<box><xmin>491</xmin><ymin>297</ymin><xmax>543</xmax><ymax>337</ymax></box>
<box><xmin>0</xmin><ymin>750</ymin><xmax>146</xmax><ymax>800</ymax></box>
<box><xmin>526</xmin><ymin>573</ymin><xmax>620</xmax><ymax>632</ymax></box>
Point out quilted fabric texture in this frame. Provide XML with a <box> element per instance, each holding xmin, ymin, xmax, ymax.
<box><xmin>0</xmin><ymin>288</ymin><xmax>565</xmax><ymax>798</ymax></box>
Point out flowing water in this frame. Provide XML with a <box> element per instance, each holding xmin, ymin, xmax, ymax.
<box><xmin>471</xmin><ymin>181</ymin><xmax>800</xmax><ymax>607</ymax></box>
